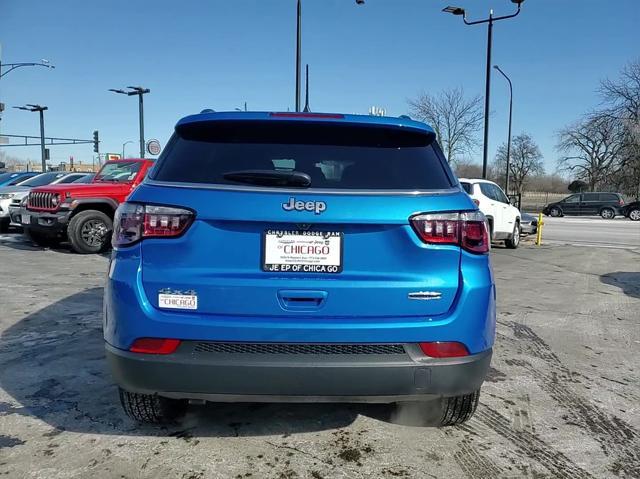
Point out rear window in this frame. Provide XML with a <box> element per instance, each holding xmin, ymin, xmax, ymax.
<box><xmin>151</xmin><ymin>120</ymin><xmax>454</xmax><ymax>190</ymax></box>
<box><xmin>94</xmin><ymin>162</ymin><xmax>142</xmax><ymax>183</ymax></box>
<box><xmin>600</xmin><ymin>193</ymin><xmax>619</xmax><ymax>202</ymax></box>
<box><xmin>18</xmin><ymin>172</ymin><xmax>66</xmax><ymax>187</ymax></box>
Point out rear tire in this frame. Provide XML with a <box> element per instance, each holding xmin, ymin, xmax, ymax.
<box><xmin>0</xmin><ymin>218</ymin><xmax>9</xmax><ymax>233</ymax></box>
<box><xmin>118</xmin><ymin>388</ymin><xmax>187</xmax><ymax>424</ymax></box>
<box><xmin>440</xmin><ymin>390</ymin><xmax>480</xmax><ymax>426</ymax></box>
<box><xmin>394</xmin><ymin>390</ymin><xmax>480</xmax><ymax>427</ymax></box>
<box><xmin>628</xmin><ymin>208</ymin><xmax>640</xmax><ymax>221</ymax></box>
<box><xmin>67</xmin><ymin>210</ymin><xmax>112</xmax><ymax>254</ymax></box>
<box><xmin>600</xmin><ymin>207</ymin><xmax>615</xmax><ymax>219</ymax></box>
<box><xmin>505</xmin><ymin>221</ymin><xmax>520</xmax><ymax>249</ymax></box>
<box><xmin>549</xmin><ymin>207</ymin><xmax>562</xmax><ymax>217</ymax></box>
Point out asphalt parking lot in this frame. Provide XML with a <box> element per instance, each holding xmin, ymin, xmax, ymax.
<box><xmin>0</xmin><ymin>229</ymin><xmax>639</xmax><ymax>479</ymax></box>
<box><xmin>538</xmin><ymin>216</ymin><xmax>640</xmax><ymax>249</ymax></box>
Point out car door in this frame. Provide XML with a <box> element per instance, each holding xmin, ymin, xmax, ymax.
<box><xmin>479</xmin><ymin>183</ymin><xmax>504</xmax><ymax>236</ymax></box>
<box><xmin>561</xmin><ymin>194</ymin><xmax>581</xmax><ymax>215</ymax></box>
<box><xmin>491</xmin><ymin>184</ymin><xmax>516</xmax><ymax>234</ymax></box>
<box><xmin>580</xmin><ymin>192</ymin><xmax>600</xmax><ymax>216</ymax></box>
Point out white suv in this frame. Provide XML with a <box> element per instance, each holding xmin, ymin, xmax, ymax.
<box><xmin>459</xmin><ymin>178</ymin><xmax>521</xmax><ymax>249</ymax></box>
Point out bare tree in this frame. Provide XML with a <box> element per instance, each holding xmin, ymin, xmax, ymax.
<box><xmin>493</xmin><ymin>133</ymin><xmax>544</xmax><ymax>195</ymax></box>
<box><xmin>408</xmin><ymin>87</ymin><xmax>483</xmax><ymax>166</ymax></box>
<box><xmin>454</xmin><ymin>159</ymin><xmax>483</xmax><ymax>178</ymax></box>
<box><xmin>556</xmin><ymin>114</ymin><xmax>626</xmax><ymax>191</ymax></box>
<box><xmin>599</xmin><ymin>59</ymin><xmax>640</xmax><ymax>198</ymax></box>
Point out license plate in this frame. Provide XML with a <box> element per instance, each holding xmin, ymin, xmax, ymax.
<box><xmin>263</xmin><ymin>230</ymin><xmax>343</xmax><ymax>273</ymax></box>
<box><xmin>21</xmin><ymin>214</ymin><xmax>30</xmax><ymax>225</ymax></box>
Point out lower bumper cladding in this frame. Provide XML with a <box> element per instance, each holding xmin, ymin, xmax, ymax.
<box><xmin>106</xmin><ymin>341</ymin><xmax>492</xmax><ymax>402</ymax></box>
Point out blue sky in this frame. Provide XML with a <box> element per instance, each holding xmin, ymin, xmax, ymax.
<box><xmin>1</xmin><ymin>0</ymin><xmax>638</xmax><ymax>171</ymax></box>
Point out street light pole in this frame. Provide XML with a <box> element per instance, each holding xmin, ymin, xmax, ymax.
<box><xmin>294</xmin><ymin>1</ymin><xmax>365</xmax><ymax>112</ymax></box>
<box><xmin>109</xmin><ymin>86</ymin><xmax>150</xmax><ymax>158</ymax></box>
<box><xmin>138</xmin><ymin>93</ymin><xmax>145</xmax><ymax>158</ymax></box>
<box><xmin>494</xmin><ymin>65</ymin><xmax>513</xmax><ymax>194</ymax></box>
<box><xmin>482</xmin><ymin>13</ymin><xmax>494</xmax><ymax>179</ymax></box>
<box><xmin>295</xmin><ymin>0</ymin><xmax>302</xmax><ymax>112</ymax></box>
<box><xmin>122</xmin><ymin>140</ymin><xmax>133</xmax><ymax>159</ymax></box>
<box><xmin>13</xmin><ymin>104</ymin><xmax>48</xmax><ymax>172</ymax></box>
<box><xmin>443</xmin><ymin>1</ymin><xmax>524</xmax><ymax>179</ymax></box>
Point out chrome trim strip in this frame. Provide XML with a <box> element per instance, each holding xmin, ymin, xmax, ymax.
<box><xmin>144</xmin><ymin>179</ymin><xmax>460</xmax><ymax>197</ymax></box>
<box><xmin>408</xmin><ymin>291</ymin><xmax>442</xmax><ymax>301</ymax></box>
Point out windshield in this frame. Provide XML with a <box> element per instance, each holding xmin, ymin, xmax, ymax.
<box><xmin>94</xmin><ymin>162</ymin><xmax>142</xmax><ymax>183</ymax></box>
<box><xmin>152</xmin><ymin>121</ymin><xmax>453</xmax><ymax>190</ymax></box>
<box><xmin>18</xmin><ymin>172</ymin><xmax>66</xmax><ymax>187</ymax></box>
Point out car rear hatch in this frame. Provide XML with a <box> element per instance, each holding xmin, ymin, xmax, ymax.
<box><xmin>135</xmin><ymin>114</ymin><xmax>473</xmax><ymax>318</ymax></box>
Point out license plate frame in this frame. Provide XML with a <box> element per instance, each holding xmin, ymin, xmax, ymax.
<box><xmin>262</xmin><ymin>230</ymin><xmax>343</xmax><ymax>274</ymax></box>
<box><xmin>21</xmin><ymin>214</ymin><xmax>31</xmax><ymax>225</ymax></box>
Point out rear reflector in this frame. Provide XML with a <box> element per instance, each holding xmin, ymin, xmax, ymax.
<box><xmin>130</xmin><ymin>338</ymin><xmax>181</xmax><ymax>354</ymax></box>
<box><xmin>419</xmin><ymin>341</ymin><xmax>469</xmax><ymax>358</ymax></box>
<box><xmin>410</xmin><ymin>211</ymin><xmax>490</xmax><ymax>254</ymax></box>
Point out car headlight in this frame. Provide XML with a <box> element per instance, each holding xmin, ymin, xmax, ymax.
<box><xmin>21</xmin><ymin>196</ymin><xmax>29</xmax><ymax>206</ymax></box>
<box><xmin>51</xmin><ymin>195</ymin><xmax>60</xmax><ymax>206</ymax></box>
<box><xmin>0</xmin><ymin>193</ymin><xmax>16</xmax><ymax>199</ymax></box>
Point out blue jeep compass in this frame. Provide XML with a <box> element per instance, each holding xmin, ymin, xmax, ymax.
<box><xmin>105</xmin><ymin>111</ymin><xmax>495</xmax><ymax>426</ymax></box>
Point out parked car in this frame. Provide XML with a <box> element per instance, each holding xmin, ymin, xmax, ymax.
<box><xmin>105</xmin><ymin>111</ymin><xmax>494</xmax><ymax>426</ymax></box>
<box><xmin>542</xmin><ymin>192</ymin><xmax>625</xmax><ymax>219</ymax></box>
<box><xmin>72</xmin><ymin>173</ymin><xmax>95</xmax><ymax>183</ymax></box>
<box><xmin>519</xmin><ymin>212</ymin><xmax>538</xmax><ymax>235</ymax></box>
<box><xmin>0</xmin><ymin>171</ymin><xmax>39</xmax><ymax>187</ymax></box>
<box><xmin>21</xmin><ymin>159</ymin><xmax>154</xmax><ymax>252</ymax></box>
<box><xmin>622</xmin><ymin>201</ymin><xmax>640</xmax><ymax>221</ymax></box>
<box><xmin>0</xmin><ymin>172</ymin><xmax>87</xmax><ymax>232</ymax></box>
<box><xmin>459</xmin><ymin>178</ymin><xmax>521</xmax><ymax>248</ymax></box>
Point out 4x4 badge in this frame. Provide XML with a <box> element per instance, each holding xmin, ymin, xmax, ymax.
<box><xmin>282</xmin><ymin>197</ymin><xmax>326</xmax><ymax>215</ymax></box>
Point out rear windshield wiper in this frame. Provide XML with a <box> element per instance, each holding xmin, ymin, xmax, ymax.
<box><xmin>222</xmin><ymin>170</ymin><xmax>311</xmax><ymax>188</ymax></box>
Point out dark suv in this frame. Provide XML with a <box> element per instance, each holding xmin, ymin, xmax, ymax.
<box><xmin>543</xmin><ymin>192</ymin><xmax>625</xmax><ymax>219</ymax></box>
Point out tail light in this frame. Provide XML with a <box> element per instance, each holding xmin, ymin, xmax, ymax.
<box><xmin>472</xmin><ymin>199</ymin><xmax>480</xmax><ymax>206</ymax></box>
<box><xmin>419</xmin><ymin>341</ymin><xmax>469</xmax><ymax>358</ymax></box>
<box><xmin>619</xmin><ymin>198</ymin><xmax>624</xmax><ymax>206</ymax></box>
<box><xmin>113</xmin><ymin>203</ymin><xmax>194</xmax><ymax>247</ymax></box>
<box><xmin>130</xmin><ymin>338</ymin><xmax>181</xmax><ymax>354</ymax></box>
<box><xmin>410</xmin><ymin>211</ymin><xmax>489</xmax><ymax>254</ymax></box>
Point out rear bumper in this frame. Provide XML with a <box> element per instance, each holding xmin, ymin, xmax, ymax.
<box><xmin>106</xmin><ymin>342</ymin><xmax>492</xmax><ymax>402</ymax></box>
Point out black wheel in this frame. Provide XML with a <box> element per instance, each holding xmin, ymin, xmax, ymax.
<box><xmin>600</xmin><ymin>207</ymin><xmax>615</xmax><ymax>219</ymax></box>
<box><xmin>505</xmin><ymin>221</ymin><xmax>520</xmax><ymax>249</ymax></box>
<box><xmin>25</xmin><ymin>228</ymin><xmax>61</xmax><ymax>247</ymax></box>
<box><xmin>67</xmin><ymin>210</ymin><xmax>112</xmax><ymax>254</ymax></box>
<box><xmin>394</xmin><ymin>390</ymin><xmax>480</xmax><ymax>427</ymax></box>
<box><xmin>118</xmin><ymin>388</ymin><xmax>187</xmax><ymax>424</ymax></box>
<box><xmin>0</xmin><ymin>218</ymin><xmax>9</xmax><ymax>233</ymax></box>
<box><xmin>628</xmin><ymin>208</ymin><xmax>640</xmax><ymax>221</ymax></box>
<box><xmin>549</xmin><ymin>206</ymin><xmax>562</xmax><ymax>217</ymax></box>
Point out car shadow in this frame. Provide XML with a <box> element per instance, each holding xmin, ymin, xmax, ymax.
<box><xmin>0</xmin><ymin>288</ymin><xmax>427</xmax><ymax>437</ymax></box>
<box><xmin>600</xmin><ymin>272</ymin><xmax>640</xmax><ymax>299</ymax></box>
<box><xmin>0</xmin><ymin>233</ymin><xmax>110</xmax><ymax>258</ymax></box>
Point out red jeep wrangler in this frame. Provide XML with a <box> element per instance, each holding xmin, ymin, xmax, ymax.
<box><xmin>22</xmin><ymin>159</ymin><xmax>154</xmax><ymax>253</ymax></box>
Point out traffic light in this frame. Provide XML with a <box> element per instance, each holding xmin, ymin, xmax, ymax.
<box><xmin>93</xmin><ymin>130</ymin><xmax>99</xmax><ymax>153</ymax></box>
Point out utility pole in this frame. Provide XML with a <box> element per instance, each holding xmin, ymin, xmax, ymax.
<box><xmin>295</xmin><ymin>0</ymin><xmax>302</xmax><ymax>112</ymax></box>
<box><xmin>303</xmin><ymin>64</ymin><xmax>310</xmax><ymax>113</ymax></box>
<box><xmin>13</xmin><ymin>104</ymin><xmax>48</xmax><ymax>172</ymax></box>
<box><xmin>109</xmin><ymin>86</ymin><xmax>150</xmax><ymax>158</ymax></box>
<box><xmin>494</xmin><ymin>65</ymin><xmax>513</xmax><ymax>194</ymax></box>
<box><xmin>443</xmin><ymin>0</ymin><xmax>524</xmax><ymax>179</ymax></box>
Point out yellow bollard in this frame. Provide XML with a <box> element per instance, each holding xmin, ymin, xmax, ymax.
<box><xmin>535</xmin><ymin>212</ymin><xmax>544</xmax><ymax>246</ymax></box>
